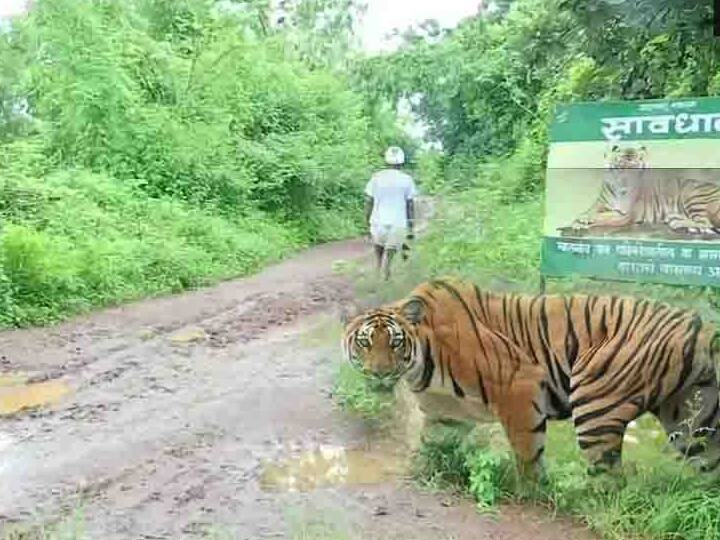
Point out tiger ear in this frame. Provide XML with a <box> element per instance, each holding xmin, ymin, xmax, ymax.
<box><xmin>605</xmin><ymin>145</ymin><xmax>620</xmax><ymax>168</ymax></box>
<box><xmin>401</xmin><ymin>298</ymin><xmax>425</xmax><ymax>325</ymax></box>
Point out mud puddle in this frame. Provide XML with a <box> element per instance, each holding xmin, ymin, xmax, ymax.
<box><xmin>0</xmin><ymin>374</ymin><xmax>71</xmax><ymax>416</ymax></box>
<box><xmin>260</xmin><ymin>445</ymin><xmax>405</xmax><ymax>492</ymax></box>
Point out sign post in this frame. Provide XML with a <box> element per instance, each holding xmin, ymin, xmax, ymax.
<box><xmin>541</xmin><ymin>97</ymin><xmax>720</xmax><ymax>287</ymax></box>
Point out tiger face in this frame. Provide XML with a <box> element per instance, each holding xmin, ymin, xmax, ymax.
<box><xmin>596</xmin><ymin>145</ymin><xmax>649</xmax><ymax>210</ymax></box>
<box><xmin>341</xmin><ymin>301</ymin><xmax>424</xmax><ymax>383</ymax></box>
<box><xmin>606</xmin><ymin>144</ymin><xmax>648</xmax><ymax>187</ymax></box>
<box><xmin>606</xmin><ymin>144</ymin><xmax>647</xmax><ymax>170</ymax></box>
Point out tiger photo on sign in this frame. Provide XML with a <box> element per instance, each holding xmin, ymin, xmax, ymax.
<box><xmin>558</xmin><ymin>145</ymin><xmax>720</xmax><ymax>239</ymax></box>
<box><xmin>342</xmin><ymin>278</ymin><xmax>720</xmax><ymax>478</ymax></box>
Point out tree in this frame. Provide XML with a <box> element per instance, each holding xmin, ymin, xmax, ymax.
<box><xmin>274</xmin><ymin>0</ymin><xmax>367</xmax><ymax>70</ymax></box>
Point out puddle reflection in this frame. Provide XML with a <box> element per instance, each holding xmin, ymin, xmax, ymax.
<box><xmin>0</xmin><ymin>378</ymin><xmax>71</xmax><ymax>416</ymax></box>
<box><xmin>260</xmin><ymin>445</ymin><xmax>404</xmax><ymax>492</ymax></box>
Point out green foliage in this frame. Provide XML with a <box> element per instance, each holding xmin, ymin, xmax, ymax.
<box><xmin>355</xmin><ymin>0</ymin><xmax>581</xmax><ymax>158</ymax></box>
<box><xmin>11</xmin><ymin>0</ymin><xmax>384</xmax><ymax>220</ymax></box>
<box><xmin>412</xmin><ymin>422</ymin><xmax>476</xmax><ymax>491</ymax></box>
<box><xmin>415</xmin><ymin>188</ymin><xmax>542</xmax><ymax>289</ymax></box>
<box><xmin>276</xmin><ymin>0</ymin><xmax>367</xmax><ymax>71</ymax></box>
<box><xmin>412</xmin><ymin>422</ymin><xmax>516</xmax><ymax>512</ymax></box>
<box><xmin>466</xmin><ymin>449</ymin><xmax>509</xmax><ymax>509</ymax></box>
<box><xmin>0</xmin><ymin>169</ymin><xmax>303</xmax><ymax>326</ymax></box>
<box><xmin>413</xmin><ymin>149</ymin><xmax>444</xmax><ymax>193</ymax></box>
<box><xmin>0</xmin><ymin>25</ymin><xmax>31</xmax><ymax>141</ymax></box>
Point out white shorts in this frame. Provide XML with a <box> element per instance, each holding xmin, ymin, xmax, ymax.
<box><xmin>371</xmin><ymin>224</ymin><xmax>407</xmax><ymax>250</ymax></box>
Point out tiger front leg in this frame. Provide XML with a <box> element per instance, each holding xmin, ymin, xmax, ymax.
<box><xmin>495</xmin><ymin>378</ymin><xmax>548</xmax><ymax>481</ymax></box>
<box><xmin>585</xmin><ymin>213</ymin><xmax>634</xmax><ymax>230</ymax></box>
<box><xmin>566</xmin><ymin>213</ymin><xmax>600</xmax><ymax>233</ymax></box>
<box><xmin>568</xmin><ymin>211</ymin><xmax>633</xmax><ymax>234</ymax></box>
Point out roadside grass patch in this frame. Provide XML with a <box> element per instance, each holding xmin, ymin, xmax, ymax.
<box><xmin>411</xmin><ymin>415</ymin><xmax>720</xmax><ymax>540</ymax></box>
<box><xmin>0</xmin><ymin>171</ymin><xmax>308</xmax><ymax>328</ymax></box>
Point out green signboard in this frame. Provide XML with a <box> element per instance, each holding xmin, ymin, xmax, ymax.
<box><xmin>541</xmin><ymin>97</ymin><xmax>720</xmax><ymax>286</ymax></box>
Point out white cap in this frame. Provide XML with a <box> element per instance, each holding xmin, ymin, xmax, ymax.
<box><xmin>384</xmin><ymin>146</ymin><xmax>405</xmax><ymax>166</ymax></box>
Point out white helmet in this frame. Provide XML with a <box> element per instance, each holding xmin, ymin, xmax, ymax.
<box><xmin>384</xmin><ymin>146</ymin><xmax>405</xmax><ymax>166</ymax></box>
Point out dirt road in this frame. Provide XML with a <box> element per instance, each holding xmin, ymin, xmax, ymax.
<box><xmin>0</xmin><ymin>240</ymin><xmax>594</xmax><ymax>540</ymax></box>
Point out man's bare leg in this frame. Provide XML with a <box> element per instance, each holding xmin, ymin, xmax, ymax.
<box><xmin>381</xmin><ymin>248</ymin><xmax>396</xmax><ymax>281</ymax></box>
<box><xmin>373</xmin><ymin>244</ymin><xmax>384</xmax><ymax>276</ymax></box>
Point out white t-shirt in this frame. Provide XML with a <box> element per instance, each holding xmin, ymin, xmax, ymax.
<box><xmin>364</xmin><ymin>169</ymin><xmax>418</xmax><ymax>229</ymax></box>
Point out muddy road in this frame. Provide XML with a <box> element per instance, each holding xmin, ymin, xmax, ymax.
<box><xmin>0</xmin><ymin>240</ymin><xmax>594</xmax><ymax>540</ymax></box>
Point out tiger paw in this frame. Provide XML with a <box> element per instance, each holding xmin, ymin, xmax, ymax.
<box><xmin>572</xmin><ymin>219</ymin><xmax>593</xmax><ymax>231</ymax></box>
<box><xmin>558</xmin><ymin>221</ymin><xmax>591</xmax><ymax>236</ymax></box>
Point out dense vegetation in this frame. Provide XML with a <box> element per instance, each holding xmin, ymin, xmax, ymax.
<box><xmin>0</xmin><ymin>0</ymin><xmax>397</xmax><ymax>326</ymax></box>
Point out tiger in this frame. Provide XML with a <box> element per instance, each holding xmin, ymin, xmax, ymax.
<box><xmin>561</xmin><ymin>145</ymin><xmax>720</xmax><ymax>238</ymax></box>
<box><xmin>342</xmin><ymin>278</ymin><xmax>720</xmax><ymax>479</ymax></box>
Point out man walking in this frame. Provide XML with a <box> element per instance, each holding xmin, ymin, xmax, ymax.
<box><xmin>364</xmin><ymin>146</ymin><xmax>418</xmax><ymax>281</ymax></box>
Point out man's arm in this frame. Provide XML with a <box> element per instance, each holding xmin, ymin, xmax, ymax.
<box><xmin>406</xmin><ymin>176</ymin><xmax>418</xmax><ymax>236</ymax></box>
<box><xmin>406</xmin><ymin>198</ymin><xmax>415</xmax><ymax>235</ymax></box>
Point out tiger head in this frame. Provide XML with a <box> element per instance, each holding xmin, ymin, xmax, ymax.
<box><xmin>341</xmin><ymin>299</ymin><xmax>425</xmax><ymax>383</ymax></box>
<box><xmin>605</xmin><ymin>144</ymin><xmax>648</xmax><ymax>170</ymax></box>
<box><xmin>603</xmin><ymin>144</ymin><xmax>648</xmax><ymax>191</ymax></box>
